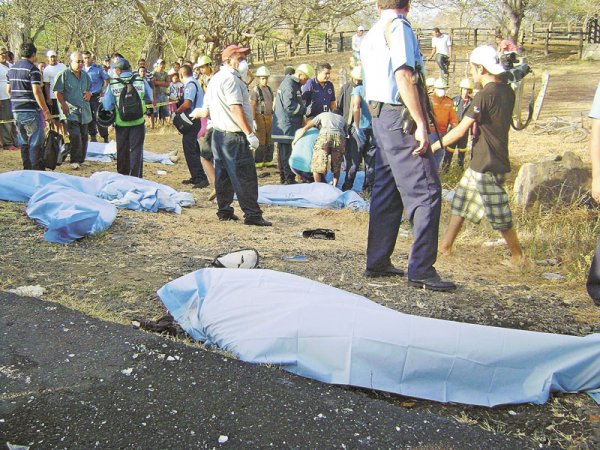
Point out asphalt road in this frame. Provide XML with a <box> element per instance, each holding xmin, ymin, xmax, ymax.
<box><xmin>0</xmin><ymin>292</ymin><xmax>528</xmax><ymax>449</ymax></box>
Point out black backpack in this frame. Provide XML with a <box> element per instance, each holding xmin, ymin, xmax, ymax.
<box><xmin>117</xmin><ymin>75</ymin><xmax>144</xmax><ymax>122</ymax></box>
<box><xmin>43</xmin><ymin>129</ymin><xmax>69</xmax><ymax>170</ymax></box>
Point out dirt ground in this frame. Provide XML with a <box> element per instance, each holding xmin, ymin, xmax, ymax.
<box><xmin>1</xmin><ymin>53</ymin><xmax>599</xmax><ymax>448</ymax></box>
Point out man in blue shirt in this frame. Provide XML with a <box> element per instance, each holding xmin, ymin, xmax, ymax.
<box><xmin>7</xmin><ymin>42</ymin><xmax>52</xmax><ymax>170</ymax></box>
<box><xmin>83</xmin><ymin>51</ymin><xmax>109</xmax><ymax>143</ymax></box>
<box><xmin>360</xmin><ymin>0</ymin><xmax>455</xmax><ymax>291</ymax></box>
<box><xmin>174</xmin><ymin>64</ymin><xmax>210</xmax><ymax>189</ymax></box>
<box><xmin>301</xmin><ymin>63</ymin><xmax>336</xmax><ymax>118</ymax></box>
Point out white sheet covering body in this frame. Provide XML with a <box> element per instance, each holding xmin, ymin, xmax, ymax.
<box><xmin>158</xmin><ymin>268</ymin><xmax>600</xmax><ymax>407</ymax></box>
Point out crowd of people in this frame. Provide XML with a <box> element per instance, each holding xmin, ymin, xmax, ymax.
<box><xmin>5</xmin><ymin>0</ymin><xmax>596</xmax><ymax>294</ymax></box>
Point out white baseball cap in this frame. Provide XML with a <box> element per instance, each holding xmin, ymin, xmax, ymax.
<box><xmin>357</xmin><ymin>25</ymin><xmax>365</xmax><ymax>31</ymax></box>
<box><xmin>469</xmin><ymin>45</ymin><xmax>505</xmax><ymax>75</ymax></box>
<box><xmin>46</xmin><ymin>50</ymin><xmax>57</xmax><ymax>57</ymax></box>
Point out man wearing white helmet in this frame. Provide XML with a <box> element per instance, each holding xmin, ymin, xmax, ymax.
<box><xmin>428</xmin><ymin>77</ymin><xmax>458</xmax><ymax>169</ymax></box>
<box><xmin>442</xmin><ymin>78</ymin><xmax>474</xmax><ymax>171</ymax></box>
<box><xmin>250</xmin><ymin>66</ymin><xmax>275</xmax><ymax>168</ymax></box>
<box><xmin>271</xmin><ymin>63</ymin><xmax>312</xmax><ymax>184</ymax></box>
<box><xmin>196</xmin><ymin>55</ymin><xmax>213</xmax><ymax>92</ymax></box>
<box><xmin>432</xmin><ymin>45</ymin><xmax>524</xmax><ymax>267</ymax></box>
<box><xmin>352</xmin><ymin>26</ymin><xmax>366</xmax><ymax>60</ymax></box>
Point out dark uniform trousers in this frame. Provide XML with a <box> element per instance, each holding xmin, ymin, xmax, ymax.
<box><xmin>89</xmin><ymin>93</ymin><xmax>108</xmax><ymax>140</ymax></box>
<box><xmin>212</xmin><ymin>129</ymin><xmax>263</xmax><ymax>220</ymax></box>
<box><xmin>342</xmin><ymin>129</ymin><xmax>376</xmax><ymax>192</ymax></box>
<box><xmin>367</xmin><ymin>107</ymin><xmax>442</xmax><ymax>280</ymax></box>
<box><xmin>116</xmin><ymin>123</ymin><xmax>145</xmax><ymax>178</ymax></box>
<box><xmin>277</xmin><ymin>142</ymin><xmax>295</xmax><ymax>184</ymax></box>
<box><xmin>182</xmin><ymin>118</ymin><xmax>208</xmax><ymax>183</ymax></box>
<box><xmin>66</xmin><ymin>120</ymin><xmax>89</xmax><ymax>163</ymax></box>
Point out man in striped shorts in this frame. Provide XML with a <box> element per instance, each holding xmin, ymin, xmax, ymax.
<box><xmin>432</xmin><ymin>45</ymin><xmax>524</xmax><ymax>266</ymax></box>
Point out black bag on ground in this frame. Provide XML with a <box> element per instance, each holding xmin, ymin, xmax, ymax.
<box><xmin>43</xmin><ymin>129</ymin><xmax>64</xmax><ymax>170</ymax></box>
<box><xmin>117</xmin><ymin>75</ymin><xmax>144</xmax><ymax>122</ymax></box>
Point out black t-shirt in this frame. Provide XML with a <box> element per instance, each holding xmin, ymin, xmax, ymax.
<box><xmin>465</xmin><ymin>82</ymin><xmax>515</xmax><ymax>174</ymax></box>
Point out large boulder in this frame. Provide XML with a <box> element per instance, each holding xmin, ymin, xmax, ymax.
<box><xmin>513</xmin><ymin>151</ymin><xmax>590</xmax><ymax>208</ymax></box>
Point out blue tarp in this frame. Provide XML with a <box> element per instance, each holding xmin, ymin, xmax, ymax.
<box><xmin>0</xmin><ymin>170</ymin><xmax>194</xmax><ymax>243</ymax></box>
<box><xmin>158</xmin><ymin>268</ymin><xmax>600</xmax><ymax>407</ymax></box>
<box><xmin>86</xmin><ymin>141</ymin><xmax>175</xmax><ymax>165</ymax></box>
<box><xmin>257</xmin><ymin>183</ymin><xmax>368</xmax><ymax>211</ymax></box>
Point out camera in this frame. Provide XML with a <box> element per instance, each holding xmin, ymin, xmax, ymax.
<box><xmin>500</xmin><ymin>52</ymin><xmax>531</xmax><ymax>83</ymax></box>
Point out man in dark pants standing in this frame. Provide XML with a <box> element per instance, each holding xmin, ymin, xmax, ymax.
<box><xmin>82</xmin><ymin>51</ymin><xmax>109</xmax><ymax>143</ymax></box>
<box><xmin>360</xmin><ymin>0</ymin><xmax>455</xmax><ymax>291</ymax></box>
<box><xmin>175</xmin><ymin>64</ymin><xmax>209</xmax><ymax>189</ymax></box>
<box><xmin>54</xmin><ymin>51</ymin><xmax>93</xmax><ymax>170</ymax></box>
<box><xmin>191</xmin><ymin>45</ymin><xmax>271</xmax><ymax>226</ymax></box>
<box><xmin>102</xmin><ymin>58</ymin><xmax>153</xmax><ymax>178</ymax></box>
<box><xmin>271</xmin><ymin>63</ymin><xmax>312</xmax><ymax>184</ymax></box>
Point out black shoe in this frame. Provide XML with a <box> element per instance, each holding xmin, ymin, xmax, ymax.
<box><xmin>182</xmin><ymin>179</ymin><xmax>195</xmax><ymax>185</ymax></box>
<box><xmin>90</xmin><ymin>135</ymin><xmax>97</xmax><ymax>142</ymax></box>
<box><xmin>408</xmin><ymin>277</ymin><xmax>457</xmax><ymax>292</ymax></box>
<box><xmin>219</xmin><ymin>214</ymin><xmax>239</xmax><ymax>222</ymax></box>
<box><xmin>244</xmin><ymin>217</ymin><xmax>272</xmax><ymax>227</ymax></box>
<box><xmin>103</xmin><ymin>137</ymin><xmax>109</xmax><ymax>143</ymax></box>
<box><xmin>364</xmin><ymin>265</ymin><xmax>405</xmax><ymax>278</ymax></box>
<box><xmin>192</xmin><ymin>179</ymin><xmax>210</xmax><ymax>189</ymax></box>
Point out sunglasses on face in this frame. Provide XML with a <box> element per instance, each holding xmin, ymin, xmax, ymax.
<box><xmin>76</xmin><ymin>60</ymin><xmax>84</xmax><ymax>64</ymax></box>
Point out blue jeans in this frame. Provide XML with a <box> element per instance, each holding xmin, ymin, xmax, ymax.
<box><xmin>429</xmin><ymin>131</ymin><xmax>446</xmax><ymax>171</ymax></box>
<box><xmin>211</xmin><ymin>129</ymin><xmax>263</xmax><ymax>220</ymax></box>
<box><xmin>14</xmin><ymin>110</ymin><xmax>45</xmax><ymax>170</ymax></box>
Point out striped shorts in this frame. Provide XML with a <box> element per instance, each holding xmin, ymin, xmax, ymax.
<box><xmin>450</xmin><ymin>168</ymin><xmax>513</xmax><ymax>230</ymax></box>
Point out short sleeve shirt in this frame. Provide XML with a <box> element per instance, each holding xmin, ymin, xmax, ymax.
<box><xmin>351</xmin><ymin>84</ymin><xmax>372</xmax><ymax>129</ymax></box>
<box><xmin>301</xmin><ymin>78</ymin><xmax>336</xmax><ymax>118</ymax></box>
<box><xmin>465</xmin><ymin>82</ymin><xmax>515</xmax><ymax>174</ymax></box>
<box><xmin>432</xmin><ymin>34</ymin><xmax>452</xmax><ymax>56</ymax></box>
<box><xmin>53</xmin><ymin>68</ymin><xmax>92</xmax><ymax>124</ymax></box>
<box><xmin>360</xmin><ymin>11</ymin><xmax>425</xmax><ymax>104</ymax></box>
<box><xmin>83</xmin><ymin>63</ymin><xmax>109</xmax><ymax>94</ymax></box>
<box><xmin>43</xmin><ymin>63</ymin><xmax>67</xmax><ymax>99</ymax></box>
<box><xmin>312</xmin><ymin>112</ymin><xmax>346</xmax><ymax>135</ymax></box>
<box><xmin>590</xmin><ymin>82</ymin><xmax>600</xmax><ymax>120</ymax></box>
<box><xmin>153</xmin><ymin>70</ymin><xmax>169</xmax><ymax>95</ymax></box>
<box><xmin>250</xmin><ymin>86</ymin><xmax>274</xmax><ymax>115</ymax></box>
<box><xmin>7</xmin><ymin>59</ymin><xmax>42</xmax><ymax>112</ymax></box>
<box><xmin>183</xmin><ymin>78</ymin><xmax>203</xmax><ymax>109</ymax></box>
<box><xmin>0</xmin><ymin>63</ymin><xmax>10</xmax><ymax>101</ymax></box>
<box><xmin>204</xmin><ymin>66</ymin><xmax>252</xmax><ymax>133</ymax></box>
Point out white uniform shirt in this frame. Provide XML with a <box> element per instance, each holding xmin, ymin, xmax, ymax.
<box><xmin>204</xmin><ymin>65</ymin><xmax>252</xmax><ymax>133</ymax></box>
<box><xmin>43</xmin><ymin>62</ymin><xmax>67</xmax><ymax>99</ymax></box>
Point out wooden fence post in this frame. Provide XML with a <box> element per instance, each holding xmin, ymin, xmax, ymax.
<box><xmin>545</xmin><ymin>27</ymin><xmax>550</xmax><ymax>56</ymax></box>
<box><xmin>272</xmin><ymin>42</ymin><xmax>277</xmax><ymax>62</ymax></box>
<box><xmin>339</xmin><ymin>32</ymin><xmax>344</xmax><ymax>52</ymax></box>
<box><xmin>578</xmin><ymin>30</ymin><xmax>584</xmax><ymax>59</ymax></box>
<box><xmin>473</xmin><ymin>28</ymin><xmax>478</xmax><ymax>47</ymax></box>
<box><xmin>306</xmin><ymin>34</ymin><xmax>310</xmax><ymax>55</ymax></box>
<box><xmin>530</xmin><ymin>23</ymin><xmax>535</xmax><ymax>44</ymax></box>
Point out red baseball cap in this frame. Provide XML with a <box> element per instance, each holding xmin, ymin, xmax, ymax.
<box><xmin>222</xmin><ymin>44</ymin><xmax>250</xmax><ymax>60</ymax></box>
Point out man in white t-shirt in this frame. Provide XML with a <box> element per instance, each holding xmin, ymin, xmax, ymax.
<box><xmin>428</xmin><ymin>27</ymin><xmax>452</xmax><ymax>79</ymax></box>
<box><xmin>0</xmin><ymin>47</ymin><xmax>18</xmax><ymax>150</ymax></box>
<box><xmin>42</xmin><ymin>50</ymin><xmax>67</xmax><ymax>125</ymax></box>
<box><xmin>352</xmin><ymin>26</ymin><xmax>365</xmax><ymax>59</ymax></box>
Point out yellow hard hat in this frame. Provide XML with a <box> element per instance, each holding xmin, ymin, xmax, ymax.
<box><xmin>351</xmin><ymin>65</ymin><xmax>363</xmax><ymax>80</ymax></box>
<box><xmin>197</xmin><ymin>55</ymin><xmax>213</xmax><ymax>67</ymax></box>
<box><xmin>255</xmin><ymin>66</ymin><xmax>270</xmax><ymax>77</ymax></box>
<box><xmin>459</xmin><ymin>78</ymin><xmax>475</xmax><ymax>90</ymax></box>
<box><xmin>295</xmin><ymin>63</ymin><xmax>315</xmax><ymax>79</ymax></box>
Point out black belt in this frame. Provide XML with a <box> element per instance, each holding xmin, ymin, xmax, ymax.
<box><xmin>382</xmin><ymin>102</ymin><xmax>404</xmax><ymax>110</ymax></box>
<box><xmin>214</xmin><ymin>128</ymin><xmax>245</xmax><ymax>136</ymax></box>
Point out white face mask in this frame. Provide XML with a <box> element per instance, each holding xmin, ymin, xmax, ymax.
<box><xmin>237</xmin><ymin>60</ymin><xmax>249</xmax><ymax>79</ymax></box>
<box><xmin>435</xmin><ymin>89</ymin><xmax>446</xmax><ymax>97</ymax></box>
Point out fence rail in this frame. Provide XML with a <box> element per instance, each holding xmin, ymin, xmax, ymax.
<box><xmin>250</xmin><ymin>21</ymin><xmax>599</xmax><ymax>64</ymax></box>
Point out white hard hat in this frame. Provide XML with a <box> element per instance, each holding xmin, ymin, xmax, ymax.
<box><xmin>459</xmin><ymin>78</ymin><xmax>475</xmax><ymax>90</ymax></box>
<box><xmin>255</xmin><ymin>66</ymin><xmax>270</xmax><ymax>77</ymax></box>
<box><xmin>358</xmin><ymin>25</ymin><xmax>365</xmax><ymax>31</ymax></box>
<box><xmin>433</xmin><ymin>78</ymin><xmax>448</xmax><ymax>89</ymax></box>
<box><xmin>350</xmin><ymin>65</ymin><xmax>363</xmax><ymax>81</ymax></box>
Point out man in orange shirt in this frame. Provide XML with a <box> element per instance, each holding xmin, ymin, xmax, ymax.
<box><xmin>429</xmin><ymin>78</ymin><xmax>458</xmax><ymax>170</ymax></box>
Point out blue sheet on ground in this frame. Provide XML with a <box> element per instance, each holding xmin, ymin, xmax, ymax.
<box><xmin>0</xmin><ymin>170</ymin><xmax>194</xmax><ymax>243</ymax></box>
<box><xmin>257</xmin><ymin>183</ymin><xmax>368</xmax><ymax>210</ymax></box>
<box><xmin>158</xmin><ymin>268</ymin><xmax>600</xmax><ymax>407</ymax></box>
<box><xmin>86</xmin><ymin>141</ymin><xmax>174</xmax><ymax>165</ymax></box>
